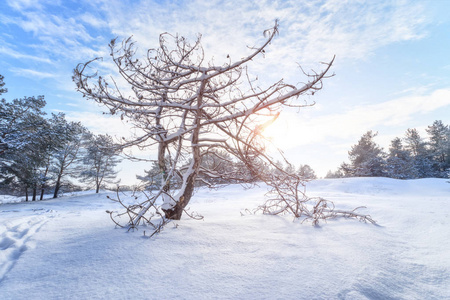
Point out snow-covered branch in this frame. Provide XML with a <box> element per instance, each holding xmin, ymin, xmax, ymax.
<box><xmin>73</xmin><ymin>21</ymin><xmax>343</xmax><ymax>232</ymax></box>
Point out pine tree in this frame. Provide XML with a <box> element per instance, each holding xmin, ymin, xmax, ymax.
<box><xmin>35</xmin><ymin>113</ymin><xmax>80</xmax><ymax>200</ymax></box>
<box><xmin>298</xmin><ymin>164</ymin><xmax>317</xmax><ymax>180</ymax></box>
<box><xmin>136</xmin><ymin>155</ymin><xmax>181</xmax><ymax>190</ymax></box>
<box><xmin>404</xmin><ymin>128</ymin><xmax>434</xmax><ymax>178</ymax></box>
<box><xmin>198</xmin><ymin>150</ymin><xmax>239</xmax><ymax>185</ymax></box>
<box><xmin>386</xmin><ymin>137</ymin><xmax>414</xmax><ymax>179</ymax></box>
<box><xmin>136</xmin><ymin>161</ymin><xmax>165</xmax><ymax>190</ymax></box>
<box><xmin>0</xmin><ymin>74</ymin><xmax>7</xmax><ymax>96</ymax></box>
<box><xmin>0</xmin><ymin>96</ymin><xmax>49</xmax><ymax>199</ymax></box>
<box><xmin>50</xmin><ymin>121</ymin><xmax>87</xmax><ymax>198</ymax></box>
<box><xmin>341</xmin><ymin>131</ymin><xmax>386</xmax><ymax>177</ymax></box>
<box><xmin>80</xmin><ymin>133</ymin><xmax>122</xmax><ymax>193</ymax></box>
<box><xmin>426</xmin><ymin>120</ymin><xmax>450</xmax><ymax>177</ymax></box>
<box><xmin>0</xmin><ymin>96</ymin><xmax>47</xmax><ymax>156</ymax></box>
<box><xmin>325</xmin><ymin>169</ymin><xmax>344</xmax><ymax>178</ymax></box>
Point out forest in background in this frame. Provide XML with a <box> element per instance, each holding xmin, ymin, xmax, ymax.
<box><xmin>327</xmin><ymin>122</ymin><xmax>450</xmax><ymax>180</ymax></box>
<box><xmin>0</xmin><ymin>74</ymin><xmax>121</xmax><ymax>200</ymax></box>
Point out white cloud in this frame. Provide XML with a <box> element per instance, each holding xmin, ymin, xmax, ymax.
<box><xmin>1</xmin><ymin>9</ymin><xmax>106</xmax><ymax>63</ymax></box>
<box><xmin>10</xmin><ymin>67</ymin><xmax>55</xmax><ymax>79</ymax></box>
<box><xmin>0</xmin><ymin>0</ymin><xmax>432</xmax><ymax>79</ymax></box>
<box><xmin>1</xmin><ymin>0</ymin><xmax>430</xmax><ymax>88</ymax></box>
<box><xmin>79</xmin><ymin>13</ymin><xmax>108</xmax><ymax>29</ymax></box>
<box><xmin>57</xmin><ymin>0</ymin><xmax>425</xmax><ymax>96</ymax></box>
<box><xmin>65</xmin><ymin>110</ymin><xmax>131</xmax><ymax>137</ymax></box>
<box><xmin>328</xmin><ymin>88</ymin><xmax>450</xmax><ymax>130</ymax></box>
<box><xmin>6</xmin><ymin>0</ymin><xmax>47</xmax><ymax>11</ymax></box>
<box><xmin>65</xmin><ymin>102</ymin><xmax>80</xmax><ymax>108</ymax></box>
<box><xmin>1</xmin><ymin>0</ymin><xmax>439</xmax><ymax>154</ymax></box>
<box><xmin>95</xmin><ymin>0</ymin><xmax>428</xmax><ymax>65</ymax></box>
<box><xmin>19</xmin><ymin>12</ymin><xmax>95</xmax><ymax>45</ymax></box>
<box><xmin>0</xmin><ymin>45</ymin><xmax>52</xmax><ymax>64</ymax></box>
<box><xmin>267</xmin><ymin>88</ymin><xmax>450</xmax><ymax>149</ymax></box>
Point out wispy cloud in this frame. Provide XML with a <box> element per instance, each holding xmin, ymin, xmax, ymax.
<box><xmin>1</xmin><ymin>0</ymin><xmax>430</xmax><ymax>84</ymax></box>
<box><xmin>0</xmin><ymin>45</ymin><xmax>52</xmax><ymax>64</ymax></box>
<box><xmin>392</xmin><ymin>84</ymin><xmax>438</xmax><ymax>97</ymax></box>
<box><xmin>1</xmin><ymin>3</ymin><xmax>107</xmax><ymax>63</ymax></box>
<box><xmin>10</xmin><ymin>67</ymin><xmax>56</xmax><ymax>79</ymax></box>
<box><xmin>5</xmin><ymin>0</ymin><xmax>59</xmax><ymax>11</ymax></box>
<box><xmin>77</xmin><ymin>0</ymin><xmax>428</xmax><ymax>86</ymax></box>
<box><xmin>19</xmin><ymin>12</ymin><xmax>93</xmax><ymax>43</ymax></box>
<box><xmin>0</xmin><ymin>0</ymin><xmax>439</xmax><ymax>134</ymax></box>
<box><xmin>9</xmin><ymin>13</ymin><xmax>102</xmax><ymax>61</ymax></box>
<box><xmin>64</xmin><ymin>102</ymin><xmax>80</xmax><ymax>108</ymax></box>
<box><xmin>79</xmin><ymin>12</ymin><xmax>108</xmax><ymax>29</ymax></box>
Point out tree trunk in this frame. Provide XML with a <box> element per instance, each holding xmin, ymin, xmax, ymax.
<box><xmin>95</xmin><ymin>167</ymin><xmax>102</xmax><ymax>193</ymax></box>
<box><xmin>25</xmin><ymin>188</ymin><xmax>29</xmax><ymax>202</ymax></box>
<box><xmin>40</xmin><ymin>164</ymin><xmax>49</xmax><ymax>201</ymax></box>
<box><xmin>163</xmin><ymin>169</ymin><xmax>197</xmax><ymax>220</ymax></box>
<box><xmin>53</xmin><ymin>182</ymin><xmax>61</xmax><ymax>198</ymax></box>
<box><xmin>32</xmin><ymin>187</ymin><xmax>37</xmax><ymax>201</ymax></box>
<box><xmin>53</xmin><ymin>173</ymin><xmax>63</xmax><ymax>198</ymax></box>
<box><xmin>158</xmin><ymin>142</ymin><xmax>171</xmax><ymax>192</ymax></box>
<box><xmin>163</xmin><ymin>79</ymin><xmax>204</xmax><ymax>220</ymax></box>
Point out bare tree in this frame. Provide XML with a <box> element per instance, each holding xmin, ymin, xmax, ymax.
<box><xmin>74</xmin><ymin>22</ymin><xmax>374</xmax><ymax>230</ymax></box>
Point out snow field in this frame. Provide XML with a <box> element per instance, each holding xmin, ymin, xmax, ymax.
<box><xmin>0</xmin><ymin>178</ymin><xmax>449</xmax><ymax>299</ymax></box>
<box><xmin>0</xmin><ymin>209</ymin><xmax>56</xmax><ymax>283</ymax></box>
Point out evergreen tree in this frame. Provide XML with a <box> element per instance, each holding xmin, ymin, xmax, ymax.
<box><xmin>325</xmin><ymin>169</ymin><xmax>344</xmax><ymax>178</ymax></box>
<box><xmin>80</xmin><ymin>133</ymin><xmax>122</xmax><ymax>193</ymax></box>
<box><xmin>0</xmin><ymin>74</ymin><xmax>7</xmax><ymax>96</ymax></box>
<box><xmin>35</xmin><ymin>113</ymin><xmax>79</xmax><ymax>200</ymax></box>
<box><xmin>198</xmin><ymin>150</ymin><xmax>239</xmax><ymax>185</ymax></box>
<box><xmin>0</xmin><ymin>96</ymin><xmax>49</xmax><ymax>199</ymax></box>
<box><xmin>298</xmin><ymin>164</ymin><xmax>317</xmax><ymax>180</ymax></box>
<box><xmin>137</xmin><ymin>161</ymin><xmax>165</xmax><ymax>190</ymax></box>
<box><xmin>426</xmin><ymin>120</ymin><xmax>450</xmax><ymax>177</ymax></box>
<box><xmin>338</xmin><ymin>162</ymin><xmax>353</xmax><ymax>177</ymax></box>
<box><xmin>386</xmin><ymin>137</ymin><xmax>414</xmax><ymax>179</ymax></box>
<box><xmin>136</xmin><ymin>155</ymin><xmax>181</xmax><ymax>190</ymax></box>
<box><xmin>0</xmin><ymin>96</ymin><xmax>47</xmax><ymax>156</ymax></box>
<box><xmin>3</xmin><ymin>118</ymin><xmax>55</xmax><ymax>201</ymax></box>
<box><xmin>284</xmin><ymin>162</ymin><xmax>297</xmax><ymax>175</ymax></box>
<box><xmin>404</xmin><ymin>128</ymin><xmax>434</xmax><ymax>178</ymax></box>
<box><xmin>50</xmin><ymin>120</ymin><xmax>87</xmax><ymax>198</ymax></box>
<box><xmin>341</xmin><ymin>131</ymin><xmax>386</xmax><ymax>177</ymax></box>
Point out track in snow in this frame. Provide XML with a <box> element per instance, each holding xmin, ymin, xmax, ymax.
<box><xmin>0</xmin><ymin>209</ymin><xmax>55</xmax><ymax>282</ymax></box>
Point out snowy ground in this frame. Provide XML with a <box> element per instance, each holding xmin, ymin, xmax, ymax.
<box><xmin>0</xmin><ymin>178</ymin><xmax>449</xmax><ymax>299</ymax></box>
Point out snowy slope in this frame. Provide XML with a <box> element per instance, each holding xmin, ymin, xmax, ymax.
<box><xmin>0</xmin><ymin>178</ymin><xmax>449</xmax><ymax>299</ymax></box>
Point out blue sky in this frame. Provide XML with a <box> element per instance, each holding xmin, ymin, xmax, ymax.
<box><xmin>1</xmin><ymin>0</ymin><xmax>450</xmax><ymax>183</ymax></box>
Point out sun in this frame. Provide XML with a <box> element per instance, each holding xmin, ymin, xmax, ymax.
<box><xmin>258</xmin><ymin>114</ymin><xmax>294</xmax><ymax>149</ymax></box>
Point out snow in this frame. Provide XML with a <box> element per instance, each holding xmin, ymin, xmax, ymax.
<box><xmin>0</xmin><ymin>178</ymin><xmax>449</xmax><ymax>299</ymax></box>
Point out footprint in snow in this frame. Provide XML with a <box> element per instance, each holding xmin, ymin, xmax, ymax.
<box><xmin>0</xmin><ymin>212</ymin><xmax>55</xmax><ymax>282</ymax></box>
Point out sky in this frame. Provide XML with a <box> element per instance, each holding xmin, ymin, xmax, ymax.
<box><xmin>1</xmin><ymin>0</ymin><xmax>450</xmax><ymax>184</ymax></box>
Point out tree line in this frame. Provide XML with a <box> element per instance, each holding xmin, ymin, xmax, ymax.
<box><xmin>327</xmin><ymin>121</ymin><xmax>450</xmax><ymax>179</ymax></box>
<box><xmin>0</xmin><ymin>75</ymin><xmax>122</xmax><ymax>200</ymax></box>
<box><xmin>137</xmin><ymin>151</ymin><xmax>318</xmax><ymax>191</ymax></box>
